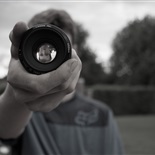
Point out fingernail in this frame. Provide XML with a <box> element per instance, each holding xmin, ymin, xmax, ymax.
<box><xmin>71</xmin><ymin>60</ymin><xmax>78</xmax><ymax>72</ymax></box>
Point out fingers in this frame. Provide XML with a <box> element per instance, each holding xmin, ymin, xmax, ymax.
<box><xmin>36</xmin><ymin>49</ymin><xmax>82</xmax><ymax>93</ymax></box>
<box><xmin>7</xmin><ymin>59</ymin><xmax>34</xmax><ymax>92</ymax></box>
<box><xmin>9</xmin><ymin>22</ymin><xmax>28</xmax><ymax>59</ymax></box>
<box><xmin>7</xmin><ymin>49</ymin><xmax>82</xmax><ymax>96</ymax></box>
<box><xmin>26</xmin><ymin>90</ymin><xmax>68</xmax><ymax>112</ymax></box>
<box><xmin>8</xmin><ymin>58</ymin><xmax>77</xmax><ymax>93</ymax></box>
<box><xmin>8</xmin><ymin>84</ymin><xmax>39</xmax><ymax>103</ymax></box>
<box><xmin>46</xmin><ymin>60</ymin><xmax>81</xmax><ymax>94</ymax></box>
<box><xmin>7</xmin><ymin>22</ymin><xmax>82</xmax><ymax>113</ymax></box>
<box><xmin>41</xmin><ymin>49</ymin><xmax>81</xmax><ymax>91</ymax></box>
<box><xmin>9</xmin><ymin>22</ymin><xmax>28</xmax><ymax>47</ymax></box>
<box><xmin>71</xmin><ymin>48</ymin><xmax>80</xmax><ymax>61</ymax></box>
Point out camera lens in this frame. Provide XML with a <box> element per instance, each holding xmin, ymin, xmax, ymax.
<box><xmin>19</xmin><ymin>24</ymin><xmax>72</xmax><ymax>74</ymax></box>
<box><xmin>36</xmin><ymin>43</ymin><xmax>57</xmax><ymax>64</ymax></box>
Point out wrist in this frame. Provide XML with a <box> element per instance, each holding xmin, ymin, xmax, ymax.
<box><xmin>0</xmin><ymin>83</ymin><xmax>31</xmax><ymax>113</ymax></box>
<box><xmin>0</xmin><ymin>83</ymin><xmax>32</xmax><ymax>139</ymax></box>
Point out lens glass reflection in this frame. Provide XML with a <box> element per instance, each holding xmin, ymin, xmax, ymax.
<box><xmin>36</xmin><ymin>43</ymin><xmax>57</xmax><ymax>63</ymax></box>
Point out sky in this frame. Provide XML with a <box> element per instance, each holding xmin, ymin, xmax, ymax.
<box><xmin>1</xmin><ymin>1</ymin><xmax>155</xmax><ymax>78</ymax></box>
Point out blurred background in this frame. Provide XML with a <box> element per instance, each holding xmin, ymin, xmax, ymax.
<box><xmin>0</xmin><ymin>1</ymin><xmax>155</xmax><ymax>154</ymax></box>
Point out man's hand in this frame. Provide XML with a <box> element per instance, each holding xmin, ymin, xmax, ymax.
<box><xmin>7</xmin><ymin>22</ymin><xmax>82</xmax><ymax>112</ymax></box>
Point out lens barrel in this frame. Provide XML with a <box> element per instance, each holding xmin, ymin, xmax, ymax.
<box><xmin>19</xmin><ymin>24</ymin><xmax>72</xmax><ymax>74</ymax></box>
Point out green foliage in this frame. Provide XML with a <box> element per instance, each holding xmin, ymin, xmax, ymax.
<box><xmin>75</xmin><ymin>23</ymin><xmax>106</xmax><ymax>86</ymax></box>
<box><xmin>92</xmin><ymin>85</ymin><xmax>155</xmax><ymax>115</ymax></box>
<box><xmin>110</xmin><ymin>15</ymin><xmax>155</xmax><ymax>85</ymax></box>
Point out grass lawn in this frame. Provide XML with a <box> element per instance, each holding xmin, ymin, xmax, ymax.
<box><xmin>116</xmin><ymin>115</ymin><xmax>155</xmax><ymax>155</ymax></box>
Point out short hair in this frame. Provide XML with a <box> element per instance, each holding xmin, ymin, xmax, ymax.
<box><xmin>28</xmin><ymin>9</ymin><xmax>77</xmax><ymax>44</ymax></box>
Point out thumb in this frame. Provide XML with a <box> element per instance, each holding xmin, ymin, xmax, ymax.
<box><xmin>9</xmin><ymin>22</ymin><xmax>28</xmax><ymax>59</ymax></box>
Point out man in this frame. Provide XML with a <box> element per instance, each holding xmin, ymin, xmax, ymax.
<box><xmin>0</xmin><ymin>9</ymin><xmax>124</xmax><ymax>155</ymax></box>
<box><xmin>37</xmin><ymin>43</ymin><xmax>55</xmax><ymax>63</ymax></box>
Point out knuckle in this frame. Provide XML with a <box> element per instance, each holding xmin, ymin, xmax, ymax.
<box><xmin>26</xmin><ymin>102</ymin><xmax>39</xmax><ymax>112</ymax></box>
<box><xmin>59</xmin><ymin>83</ymin><xmax>69</xmax><ymax>91</ymax></box>
<box><xmin>79</xmin><ymin>59</ymin><xmax>82</xmax><ymax>70</ymax></box>
<box><xmin>27</xmin><ymin>105</ymin><xmax>36</xmax><ymax>111</ymax></box>
<box><xmin>38</xmin><ymin>103</ymin><xmax>58</xmax><ymax>113</ymax></box>
<box><xmin>65</xmin><ymin>85</ymin><xmax>75</xmax><ymax>94</ymax></box>
<box><xmin>56</xmin><ymin>66</ymin><xmax>70</xmax><ymax>83</ymax></box>
<box><xmin>59</xmin><ymin>72</ymin><xmax>69</xmax><ymax>83</ymax></box>
<box><xmin>13</xmin><ymin>91</ymin><xmax>19</xmax><ymax>101</ymax></box>
<box><xmin>7</xmin><ymin>76</ymin><xmax>11</xmax><ymax>84</ymax></box>
<box><xmin>29</xmin><ymin>81</ymin><xmax>43</xmax><ymax>95</ymax></box>
<box><xmin>35</xmin><ymin>86</ymin><xmax>43</xmax><ymax>95</ymax></box>
<box><xmin>40</xmin><ymin>107</ymin><xmax>51</xmax><ymax>113</ymax></box>
<box><xmin>29</xmin><ymin>80</ymin><xmax>36</xmax><ymax>91</ymax></box>
<box><xmin>9</xmin><ymin>31</ymin><xmax>13</xmax><ymax>42</ymax></box>
<box><xmin>11</xmin><ymin>45</ymin><xmax>15</xmax><ymax>53</ymax></box>
<box><xmin>7</xmin><ymin>75</ymin><xmax>15</xmax><ymax>86</ymax></box>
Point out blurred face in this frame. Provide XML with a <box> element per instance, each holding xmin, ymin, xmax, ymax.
<box><xmin>37</xmin><ymin>43</ymin><xmax>57</xmax><ymax>63</ymax></box>
<box><xmin>35</xmin><ymin>31</ymin><xmax>75</xmax><ymax>65</ymax></box>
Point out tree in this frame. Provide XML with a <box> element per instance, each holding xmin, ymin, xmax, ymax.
<box><xmin>110</xmin><ymin>15</ymin><xmax>155</xmax><ymax>85</ymax></box>
<box><xmin>75</xmin><ymin>23</ymin><xmax>106</xmax><ymax>86</ymax></box>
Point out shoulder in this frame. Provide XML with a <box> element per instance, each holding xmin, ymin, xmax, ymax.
<box><xmin>75</xmin><ymin>93</ymin><xmax>112</xmax><ymax>114</ymax></box>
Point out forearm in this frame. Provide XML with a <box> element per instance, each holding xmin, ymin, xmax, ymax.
<box><xmin>0</xmin><ymin>83</ymin><xmax>32</xmax><ymax>139</ymax></box>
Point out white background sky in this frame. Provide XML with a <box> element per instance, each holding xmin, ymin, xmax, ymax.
<box><xmin>1</xmin><ymin>1</ymin><xmax>155</xmax><ymax>78</ymax></box>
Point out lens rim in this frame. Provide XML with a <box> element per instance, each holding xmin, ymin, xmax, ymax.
<box><xmin>35</xmin><ymin>43</ymin><xmax>57</xmax><ymax>64</ymax></box>
<box><xmin>19</xmin><ymin>24</ymin><xmax>72</xmax><ymax>74</ymax></box>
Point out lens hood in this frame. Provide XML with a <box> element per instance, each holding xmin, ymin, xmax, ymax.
<box><xmin>19</xmin><ymin>24</ymin><xmax>72</xmax><ymax>74</ymax></box>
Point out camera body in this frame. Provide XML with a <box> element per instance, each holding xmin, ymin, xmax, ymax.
<box><xmin>19</xmin><ymin>24</ymin><xmax>72</xmax><ymax>74</ymax></box>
